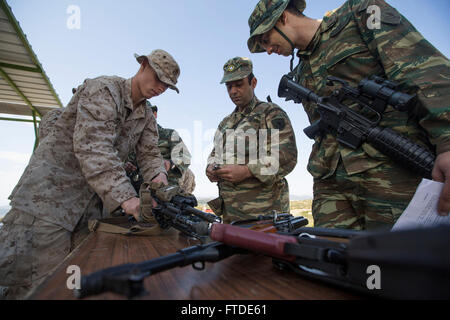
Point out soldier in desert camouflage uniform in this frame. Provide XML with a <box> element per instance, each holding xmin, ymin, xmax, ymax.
<box><xmin>38</xmin><ymin>108</ymin><xmax>64</xmax><ymax>142</ymax></box>
<box><xmin>206</xmin><ymin>57</ymin><xmax>297</xmax><ymax>223</ymax></box>
<box><xmin>247</xmin><ymin>0</ymin><xmax>450</xmax><ymax>230</ymax></box>
<box><xmin>126</xmin><ymin>104</ymin><xmax>195</xmax><ymax>194</ymax></box>
<box><xmin>0</xmin><ymin>49</ymin><xmax>181</xmax><ymax>299</ymax></box>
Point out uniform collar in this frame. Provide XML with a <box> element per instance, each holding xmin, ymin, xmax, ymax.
<box><xmin>296</xmin><ymin>11</ymin><xmax>337</xmax><ymax>57</ymax></box>
<box><xmin>234</xmin><ymin>95</ymin><xmax>259</xmax><ymax>116</ymax></box>
<box><xmin>124</xmin><ymin>78</ymin><xmax>146</xmax><ymax>120</ymax></box>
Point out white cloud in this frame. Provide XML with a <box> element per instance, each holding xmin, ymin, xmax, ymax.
<box><xmin>0</xmin><ymin>151</ymin><xmax>31</xmax><ymax>165</ymax></box>
<box><xmin>0</xmin><ymin>151</ymin><xmax>30</xmax><ymax>206</ymax></box>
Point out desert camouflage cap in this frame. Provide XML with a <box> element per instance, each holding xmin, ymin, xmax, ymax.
<box><xmin>135</xmin><ymin>49</ymin><xmax>181</xmax><ymax>93</ymax></box>
<box><xmin>220</xmin><ymin>57</ymin><xmax>253</xmax><ymax>84</ymax></box>
<box><xmin>247</xmin><ymin>0</ymin><xmax>306</xmax><ymax>53</ymax></box>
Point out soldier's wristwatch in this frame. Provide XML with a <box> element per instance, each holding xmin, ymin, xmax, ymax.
<box><xmin>169</xmin><ymin>160</ymin><xmax>176</xmax><ymax>171</ymax></box>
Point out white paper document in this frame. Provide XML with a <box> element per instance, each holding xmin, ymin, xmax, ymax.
<box><xmin>392</xmin><ymin>179</ymin><xmax>450</xmax><ymax>231</ymax></box>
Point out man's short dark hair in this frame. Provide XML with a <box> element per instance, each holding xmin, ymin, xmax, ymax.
<box><xmin>286</xmin><ymin>1</ymin><xmax>305</xmax><ymax>17</ymax></box>
<box><xmin>151</xmin><ymin>106</ymin><xmax>158</xmax><ymax>113</ymax></box>
<box><xmin>248</xmin><ymin>73</ymin><xmax>255</xmax><ymax>84</ymax></box>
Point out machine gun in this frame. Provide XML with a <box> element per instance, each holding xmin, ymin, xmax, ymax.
<box><xmin>278</xmin><ymin>75</ymin><xmax>436</xmax><ymax>178</ymax></box>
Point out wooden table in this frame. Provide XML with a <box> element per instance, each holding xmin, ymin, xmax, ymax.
<box><xmin>30</xmin><ymin>230</ymin><xmax>360</xmax><ymax>300</ymax></box>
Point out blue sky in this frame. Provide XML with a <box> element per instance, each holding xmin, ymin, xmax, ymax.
<box><xmin>1</xmin><ymin>0</ymin><xmax>449</xmax><ymax>206</ymax></box>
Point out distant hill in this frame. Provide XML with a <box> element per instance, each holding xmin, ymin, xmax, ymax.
<box><xmin>290</xmin><ymin>195</ymin><xmax>313</xmax><ymax>201</ymax></box>
<box><xmin>0</xmin><ymin>206</ymin><xmax>10</xmax><ymax>225</ymax></box>
<box><xmin>0</xmin><ymin>205</ymin><xmax>10</xmax><ymax>217</ymax></box>
<box><xmin>195</xmin><ymin>195</ymin><xmax>312</xmax><ymax>205</ymax></box>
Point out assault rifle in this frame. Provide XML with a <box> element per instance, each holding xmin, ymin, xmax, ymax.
<box><xmin>278</xmin><ymin>75</ymin><xmax>436</xmax><ymax>178</ymax></box>
<box><xmin>144</xmin><ymin>185</ymin><xmax>221</xmax><ymax>241</ymax></box>
<box><xmin>141</xmin><ymin>184</ymin><xmax>307</xmax><ymax>241</ymax></box>
<box><xmin>75</xmin><ymin>222</ymin><xmax>450</xmax><ymax>299</ymax></box>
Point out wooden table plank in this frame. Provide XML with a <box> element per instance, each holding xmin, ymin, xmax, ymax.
<box><xmin>30</xmin><ymin>230</ymin><xmax>360</xmax><ymax>300</ymax></box>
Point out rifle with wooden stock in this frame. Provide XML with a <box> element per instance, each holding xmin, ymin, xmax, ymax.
<box><xmin>75</xmin><ymin>185</ymin><xmax>308</xmax><ymax>299</ymax></box>
<box><xmin>75</xmin><ymin>192</ymin><xmax>450</xmax><ymax>300</ymax></box>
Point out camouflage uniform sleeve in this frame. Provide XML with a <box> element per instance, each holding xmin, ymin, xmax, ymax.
<box><xmin>38</xmin><ymin>108</ymin><xmax>63</xmax><ymax>141</ymax></box>
<box><xmin>247</xmin><ymin>105</ymin><xmax>298</xmax><ymax>185</ymax></box>
<box><xmin>169</xmin><ymin>129</ymin><xmax>191</xmax><ymax>175</ymax></box>
<box><xmin>352</xmin><ymin>0</ymin><xmax>450</xmax><ymax>154</ymax></box>
<box><xmin>135</xmin><ymin>113</ymin><xmax>167</xmax><ymax>182</ymax></box>
<box><xmin>73</xmin><ymin>80</ymin><xmax>137</xmax><ymax>213</ymax></box>
<box><xmin>206</xmin><ymin>116</ymin><xmax>229</xmax><ymax>168</ymax></box>
<box><xmin>206</xmin><ymin>148</ymin><xmax>216</xmax><ymax>168</ymax></box>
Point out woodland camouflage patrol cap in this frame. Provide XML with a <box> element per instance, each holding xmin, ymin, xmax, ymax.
<box><xmin>135</xmin><ymin>49</ymin><xmax>181</xmax><ymax>93</ymax></box>
<box><xmin>220</xmin><ymin>57</ymin><xmax>253</xmax><ymax>84</ymax></box>
<box><xmin>247</xmin><ymin>0</ymin><xmax>306</xmax><ymax>53</ymax></box>
<box><xmin>146</xmin><ymin>100</ymin><xmax>158</xmax><ymax>113</ymax></box>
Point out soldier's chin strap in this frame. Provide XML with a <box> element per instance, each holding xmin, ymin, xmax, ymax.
<box><xmin>273</xmin><ymin>25</ymin><xmax>296</xmax><ymax>72</ymax></box>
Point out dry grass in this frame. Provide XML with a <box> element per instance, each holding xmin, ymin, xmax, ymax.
<box><xmin>196</xmin><ymin>199</ymin><xmax>314</xmax><ymax>227</ymax></box>
<box><xmin>290</xmin><ymin>200</ymin><xmax>314</xmax><ymax>227</ymax></box>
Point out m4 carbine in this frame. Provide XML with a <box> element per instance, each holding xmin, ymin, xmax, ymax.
<box><xmin>278</xmin><ymin>75</ymin><xmax>436</xmax><ymax>178</ymax></box>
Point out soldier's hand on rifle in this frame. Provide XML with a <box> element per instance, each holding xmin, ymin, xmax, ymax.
<box><xmin>164</xmin><ymin>160</ymin><xmax>172</xmax><ymax>172</ymax></box>
<box><xmin>152</xmin><ymin>172</ymin><xmax>168</xmax><ymax>186</ymax></box>
<box><xmin>215</xmin><ymin>165</ymin><xmax>253</xmax><ymax>184</ymax></box>
<box><xmin>121</xmin><ymin>197</ymin><xmax>140</xmax><ymax>220</ymax></box>
<box><xmin>206</xmin><ymin>164</ymin><xmax>220</xmax><ymax>182</ymax></box>
<box><xmin>150</xmin><ymin>172</ymin><xmax>168</xmax><ymax>207</ymax></box>
<box><xmin>433</xmin><ymin>151</ymin><xmax>450</xmax><ymax>216</ymax></box>
<box><xmin>124</xmin><ymin>162</ymin><xmax>137</xmax><ymax>174</ymax></box>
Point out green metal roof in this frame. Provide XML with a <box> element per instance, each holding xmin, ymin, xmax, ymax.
<box><xmin>0</xmin><ymin>0</ymin><xmax>63</xmax><ymax>149</ymax></box>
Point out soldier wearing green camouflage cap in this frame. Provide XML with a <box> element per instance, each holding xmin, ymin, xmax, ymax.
<box><xmin>206</xmin><ymin>57</ymin><xmax>298</xmax><ymax>223</ymax></box>
<box><xmin>247</xmin><ymin>0</ymin><xmax>450</xmax><ymax>230</ymax></box>
<box><xmin>220</xmin><ymin>57</ymin><xmax>254</xmax><ymax>84</ymax></box>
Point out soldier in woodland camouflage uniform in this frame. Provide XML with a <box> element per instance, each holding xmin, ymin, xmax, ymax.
<box><xmin>0</xmin><ymin>49</ymin><xmax>181</xmax><ymax>299</ymax></box>
<box><xmin>247</xmin><ymin>0</ymin><xmax>450</xmax><ymax>230</ymax></box>
<box><xmin>206</xmin><ymin>57</ymin><xmax>297</xmax><ymax>223</ymax></box>
<box><xmin>126</xmin><ymin>104</ymin><xmax>195</xmax><ymax>194</ymax></box>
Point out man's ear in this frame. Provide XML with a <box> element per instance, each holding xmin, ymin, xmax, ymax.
<box><xmin>251</xmin><ymin>77</ymin><xmax>257</xmax><ymax>89</ymax></box>
<box><xmin>279</xmin><ymin>11</ymin><xmax>287</xmax><ymax>25</ymax></box>
<box><xmin>139</xmin><ymin>58</ymin><xmax>150</xmax><ymax>72</ymax></box>
<box><xmin>137</xmin><ymin>61</ymin><xmax>146</xmax><ymax>74</ymax></box>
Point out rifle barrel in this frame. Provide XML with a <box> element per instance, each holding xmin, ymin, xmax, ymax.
<box><xmin>75</xmin><ymin>241</ymin><xmax>234</xmax><ymax>299</ymax></box>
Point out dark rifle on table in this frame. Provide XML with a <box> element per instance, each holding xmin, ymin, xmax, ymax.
<box><xmin>146</xmin><ymin>185</ymin><xmax>222</xmax><ymax>241</ymax></box>
<box><xmin>278</xmin><ymin>74</ymin><xmax>436</xmax><ymax>178</ymax></box>
<box><xmin>142</xmin><ymin>185</ymin><xmax>307</xmax><ymax>241</ymax></box>
<box><xmin>75</xmin><ymin>222</ymin><xmax>450</xmax><ymax>300</ymax></box>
